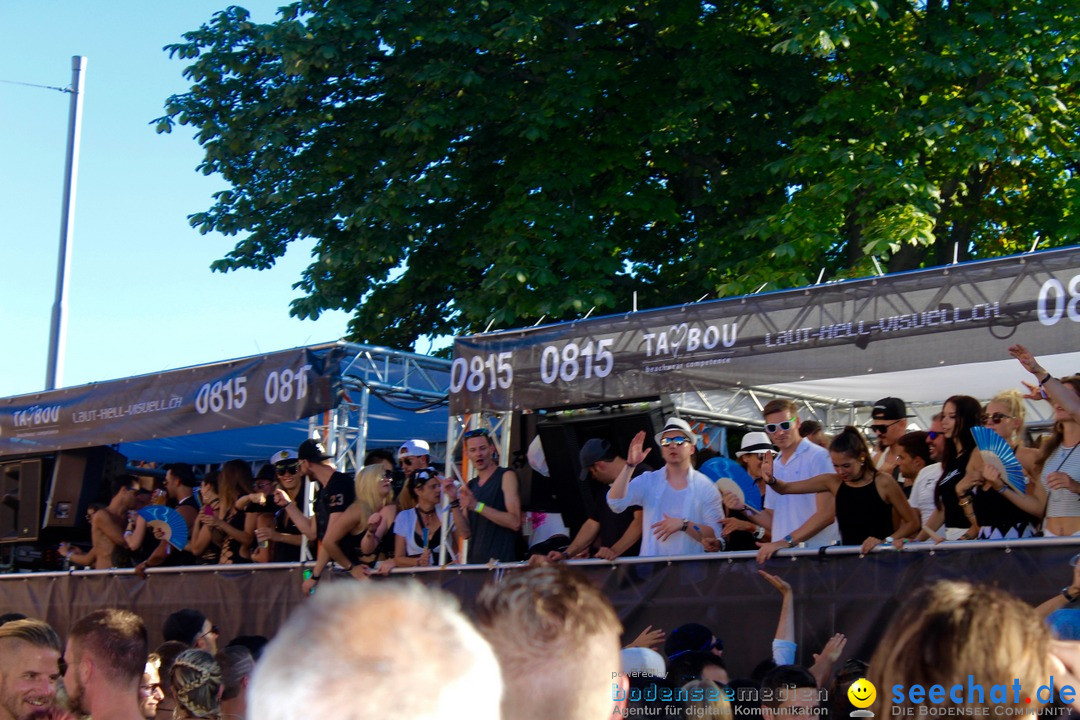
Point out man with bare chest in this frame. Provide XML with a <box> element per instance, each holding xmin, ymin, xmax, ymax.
<box><xmin>61</xmin><ymin>476</ymin><xmax>138</xmax><ymax>569</ymax></box>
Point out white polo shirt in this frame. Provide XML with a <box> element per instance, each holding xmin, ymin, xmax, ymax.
<box><xmin>763</xmin><ymin>439</ymin><xmax>840</xmax><ymax>547</ymax></box>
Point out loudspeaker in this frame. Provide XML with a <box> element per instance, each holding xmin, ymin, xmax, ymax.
<box><xmin>535</xmin><ymin>404</ymin><xmax>666</xmax><ymax>537</ymax></box>
<box><xmin>43</xmin><ymin>447</ymin><xmax>128</xmax><ymax>529</ymax></box>
<box><xmin>0</xmin><ymin>459</ymin><xmax>43</xmax><ymax>543</ymax></box>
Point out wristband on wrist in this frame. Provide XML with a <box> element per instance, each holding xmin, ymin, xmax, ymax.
<box><xmin>1039</xmin><ymin>372</ymin><xmax>1053</xmax><ymax>385</ymax></box>
<box><xmin>475</xmin><ymin>501</ymin><xmax>486</xmax><ymax>514</ymax></box>
<box><xmin>783</xmin><ymin>534</ymin><xmax>795</xmax><ymax>547</ymax></box>
<box><xmin>311</xmin><ymin>574</ymin><xmax>321</xmax><ymax>583</ymax></box>
<box><xmin>1063</xmin><ymin>586</ymin><xmax>1079</xmax><ymax>603</ymax></box>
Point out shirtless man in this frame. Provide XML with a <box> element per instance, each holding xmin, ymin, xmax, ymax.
<box><xmin>60</xmin><ymin>476</ymin><xmax>138</xmax><ymax>569</ymax></box>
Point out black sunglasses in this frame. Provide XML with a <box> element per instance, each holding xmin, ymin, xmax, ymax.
<box><xmin>276</xmin><ymin>462</ymin><xmax>300</xmax><ymax>475</ymax></box>
<box><xmin>870</xmin><ymin>419</ymin><xmax>903</xmax><ymax>434</ymax></box>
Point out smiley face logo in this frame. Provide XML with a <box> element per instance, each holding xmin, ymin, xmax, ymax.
<box><xmin>848</xmin><ymin>678</ymin><xmax>876</xmax><ymax>709</ymax></box>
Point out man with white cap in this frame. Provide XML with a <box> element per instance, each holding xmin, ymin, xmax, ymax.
<box><xmin>398</xmin><ymin>439</ymin><xmax>433</xmax><ymax>474</ymax></box>
<box><xmin>720</xmin><ymin>431</ymin><xmax>778</xmax><ymax>550</ymax></box>
<box><xmin>607</xmin><ymin>417</ymin><xmax>724</xmax><ymax>557</ymax></box>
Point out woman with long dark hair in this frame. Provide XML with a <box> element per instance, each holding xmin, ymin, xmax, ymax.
<box><xmin>763</xmin><ymin>426</ymin><xmax>919</xmax><ymax>553</ymax></box>
<box><xmin>917</xmin><ymin>395</ymin><xmax>982</xmax><ymax>540</ymax></box>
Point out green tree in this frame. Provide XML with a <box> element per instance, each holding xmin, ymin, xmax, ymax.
<box><xmin>159</xmin><ymin>0</ymin><xmax>1078</xmax><ymax>349</ymax></box>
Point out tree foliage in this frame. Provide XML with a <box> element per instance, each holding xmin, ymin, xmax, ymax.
<box><xmin>159</xmin><ymin>0</ymin><xmax>1079</xmax><ymax>349</ymax></box>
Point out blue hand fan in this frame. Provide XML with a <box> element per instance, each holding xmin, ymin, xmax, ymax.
<box><xmin>699</xmin><ymin>457</ymin><xmax>762</xmax><ymax>512</ymax></box>
<box><xmin>138</xmin><ymin>505</ymin><xmax>189</xmax><ymax>551</ymax></box>
<box><xmin>970</xmin><ymin>426</ymin><xmax>1026</xmax><ymax>494</ymax></box>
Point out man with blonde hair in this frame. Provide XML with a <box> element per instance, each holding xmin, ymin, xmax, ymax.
<box><xmin>249</xmin><ymin>582</ymin><xmax>502</xmax><ymax>720</ymax></box>
<box><xmin>474</xmin><ymin>566</ymin><xmax>627</xmax><ymax>720</ymax></box>
<box><xmin>0</xmin><ymin>619</ymin><xmax>62</xmax><ymax>720</ymax></box>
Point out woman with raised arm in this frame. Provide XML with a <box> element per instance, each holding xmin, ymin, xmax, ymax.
<box><xmin>393</xmin><ymin>468</ymin><xmax>468</xmax><ymax>567</ymax></box>
<box><xmin>763</xmin><ymin>426</ymin><xmax>919</xmax><ymax>554</ymax></box>
<box><xmin>979</xmin><ymin>346</ymin><xmax>1080</xmax><ymax>536</ymax></box>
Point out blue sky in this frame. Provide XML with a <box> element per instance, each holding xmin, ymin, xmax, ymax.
<box><xmin>0</xmin><ymin>2</ymin><xmax>355</xmax><ymax>399</ymax></box>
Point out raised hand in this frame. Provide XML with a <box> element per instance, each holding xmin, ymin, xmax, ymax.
<box><xmin>758</xmin><ymin>569</ymin><xmax>791</xmax><ymax>595</ymax></box>
<box><xmin>626</xmin><ymin>430</ymin><xmax>652</xmax><ymax>466</ymax></box>
<box><xmin>1008</xmin><ymin>344</ymin><xmax>1043</xmax><ymax>375</ymax></box>
<box><xmin>626</xmin><ymin>625</ymin><xmax>666</xmax><ymax>650</ymax></box>
<box><xmin>761</xmin><ymin>451</ymin><xmax>775</xmax><ymax>482</ymax></box>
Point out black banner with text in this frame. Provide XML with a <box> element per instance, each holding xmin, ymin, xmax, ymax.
<box><xmin>451</xmin><ymin>247</ymin><xmax>1080</xmax><ymax>412</ymax></box>
<box><xmin>0</xmin><ymin>345</ymin><xmax>343</xmax><ymax>457</ymax></box>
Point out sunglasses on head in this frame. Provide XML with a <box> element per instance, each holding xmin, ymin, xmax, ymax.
<box><xmin>660</xmin><ymin>435</ymin><xmax>692</xmax><ymax>447</ymax></box>
<box><xmin>464</xmin><ymin>428</ymin><xmax>491</xmax><ymax>439</ymax></box>
<box><xmin>764</xmin><ymin>418</ymin><xmax>796</xmax><ymax>434</ymax></box>
<box><xmin>275</xmin><ymin>462</ymin><xmax>300</xmax><ymax>475</ymax></box>
<box><xmin>982</xmin><ymin>412</ymin><xmax>1013</xmax><ymax>425</ymax></box>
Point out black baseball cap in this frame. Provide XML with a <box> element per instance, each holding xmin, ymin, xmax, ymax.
<box><xmin>297</xmin><ymin>439</ymin><xmax>333</xmax><ymax>462</ymax></box>
<box><xmin>871</xmin><ymin>397</ymin><xmax>911</xmax><ymax>421</ymax></box>
<box><xmin>578</xmin><ymin>439</ymin><xmax>616</xmax><ymax>481</ymax></box>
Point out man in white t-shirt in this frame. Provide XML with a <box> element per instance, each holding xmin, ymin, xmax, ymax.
<box><xmin>607</xmin><ymin>417</ymin><xmax>724</xmax><ymax>557</ymax></box>
<box><xmin>896</xmin><ymin>428</ymin><xmax>937</xmax><ymax>525</ymax></box>
<box><xmin>755</xmin><ymin>399</ymin><xmax>839</xmax><ymax>563</ymax></box>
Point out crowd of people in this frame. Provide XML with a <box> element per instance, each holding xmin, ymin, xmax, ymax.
<box><xmin>7</xmin><ymin>558</ymin><xmax>1080</xmax><ymax>720</ymax></box>
<box><xmin>3</xmin><ymin>342</ymin><xmax>1080</xmax><ymax>719</ymax></box>
<box><xmin>52</xmin><ymin>343</ymin><xmax>1080</xmax><ymax>583</ymax></box>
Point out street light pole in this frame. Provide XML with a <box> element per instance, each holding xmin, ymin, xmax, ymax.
<box><xmin>45</xmin><ymin>55</ymin><xmax>87</xmax><ymax>391</ymax></box>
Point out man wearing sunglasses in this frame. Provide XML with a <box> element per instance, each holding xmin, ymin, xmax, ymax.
<box><xmin>755</xmin><ymin>400</ymin><xmax>838</xmax><ymax>563</ymax></box>
<box><xmin>398</xmin><ymin>439</ymin><xmax>433</xmax><ymax>473</ymax></box>
<box><xmin>607</xmin><ymin>417</ymin><xmax>724</xmax><ymax>557</ymax></box>
<box><xmin>869</xmin><ymin>397</ymin><xmax>912</xmax><ymax>477</ymax></box>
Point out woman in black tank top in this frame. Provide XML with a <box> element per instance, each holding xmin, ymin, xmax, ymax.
<box><xmin>763</xmin><ymin>426</ymin><xmax>920</xmax><ymax>553</ymax></box>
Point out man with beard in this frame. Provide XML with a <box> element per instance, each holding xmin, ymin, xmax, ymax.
<box><xmin>63</xmin><ymin>609</ymin><xmax>146</xmax><ymax>720</ymax></box>
<box><xmin>0</xmin><ymin>619</ymin><xmax>62</xmax><ymax>720</ymax></box>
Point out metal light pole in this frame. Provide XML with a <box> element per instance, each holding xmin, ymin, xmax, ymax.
<box><xmin>45</xmin><ymin>56</ymin><xmax>87</xmax><ymax>391</ymax></box>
